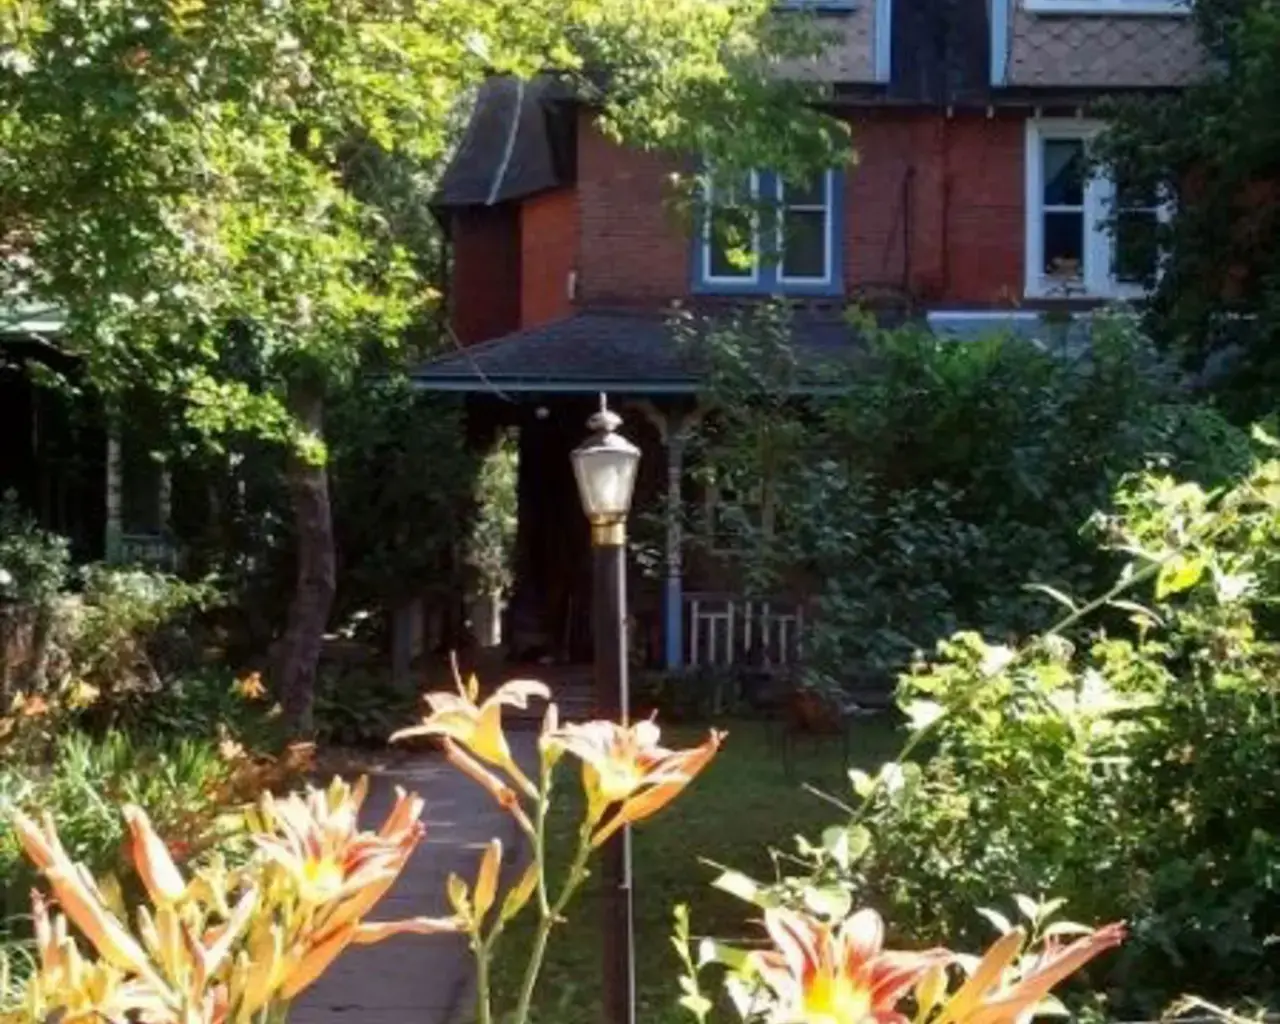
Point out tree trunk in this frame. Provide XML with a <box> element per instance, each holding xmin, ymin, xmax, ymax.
<box><xmin>277</xmin><ymin>378</ymin><xmax>336</xmax><ymax>738</ymax></box>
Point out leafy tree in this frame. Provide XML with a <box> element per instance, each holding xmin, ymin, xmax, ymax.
<box><xmin>1096</xmin><ymin>0</ymin><xmax>1280</xmax><ymax>419</ymax></box>
<box><xmin>0</xmin><ymin>0</ymin><xmax>849</xmax><ymax>732</ymax></box>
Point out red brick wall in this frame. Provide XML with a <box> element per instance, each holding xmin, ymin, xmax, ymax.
<box><xmin>940</xmin><ymin>114</ymin><xmax>1026</xmax><ymax>306</ymax></box>
<box><xmin>844</xmin><ymin>111</ymin><xmax>1025</xmax><ymax>305</ymax></box>
<box><xmin>576</xmin><ymin>114</ymin><xmax>689</xmax><ymax>305</ymax></box>
<box><xmin>562</xmin><ymin>108</ymin><xmax>1028</xmax><ymax>309</ymax></box>
<box><xmin>520</xmin><ymin>188</ymin><xmax>579</xmax><ymax>327</ymax></box>
<box><xmin>450</xmin><ymin>205</ymin><xmax>521</xmax><ymax>345</ymax></box>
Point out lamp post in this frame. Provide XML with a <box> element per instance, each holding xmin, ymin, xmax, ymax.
<box><xmin>571</xmin><ymin>395</ymin><xmax>640</xmax><ymax>1024</ymax></box>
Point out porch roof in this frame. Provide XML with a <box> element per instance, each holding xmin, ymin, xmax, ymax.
<box><xmin>409</xmin><ymin>309</ymin><xmax>862</xmax><ymax>395</ymax></box>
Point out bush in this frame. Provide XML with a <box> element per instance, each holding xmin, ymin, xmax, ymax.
<box><xmin>313</xmin><ymin>666</ymin><xmax>420</xmax><ymax>747</ymax></box>
<box><xmin>0</xmin><ymin>729</ymin><xmax>249</xmax><ymax>924</ymax></box>
<box><xmin>790</xmin><ymin>451</ymin><xmax>1280</xmax><ymax>1015</ymax></box>
<box><xmin>684</xmin><ymin>306</ymin><xmax>1250</xmax><ymax>689</ymax></box>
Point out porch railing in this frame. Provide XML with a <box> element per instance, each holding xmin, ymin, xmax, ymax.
<box><xmin>684</xmin><ymin>593</ymin><xmax>803</xmax><ymax>668</ymax></box>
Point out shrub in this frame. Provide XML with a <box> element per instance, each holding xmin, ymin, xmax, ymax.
<box><xmin>788</xmin><ymin>450</ymin><xmax>1280</xmax><ymax>1015</ymax></box>
<box><xmin>684</xmin><ymin>306</ymin><xmax>1251</xmax><ymax>689</ymax></box>
<box><xmin>0</xmin><ymin>730</ymin><xmax>247</xmax><ymax>924</ymax></box>
<box><xmin>313</xmin><ymin>666</ymin><xmax>419</xmax><ymax>747</ymax></box>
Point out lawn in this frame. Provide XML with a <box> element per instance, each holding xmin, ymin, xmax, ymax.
<box><xmin>489</xmin><ymin>716</ymin><xmax>903</xmax><ymax>1024</ymax></box>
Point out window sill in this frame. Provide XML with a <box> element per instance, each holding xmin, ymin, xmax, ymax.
<box><xmin>1024</xmin><ymin>281</ymin><xmax>1149</xmax><ymax>301</ymax></box>
<box><xmin>1022</xmin><ymin>0</ymin><xmax>1189</xmax><ymax>14</ymax></box>
<box><xmin>691</xmin><ymin>279</ymin><xmax>845</xmax><ymax>299</ymax></box>
<box><xmin>773</xmin><ymin>1</ymin><xmax>859</xmax><ymax>12</ymax></box>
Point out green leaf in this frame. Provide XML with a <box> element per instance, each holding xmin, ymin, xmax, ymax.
<box><xmin>821</xmin><ymin>824</ymin><xmax>871</xmax><ymax>870</ymax></box>
<box><xmin>803</xmin><ymin>884</ymin><xmax>853</xmax><ymax>920</ymax></box>
<box><xmin>1025</xmin><ymin>582</ymin><xmax>1080</xmax><ymax>612</ymax></box>
<box><xmin>711</xmin><ymin>869</ymin><xmax>766</xmax><ymax>907</ymax></box>
<box><xmin>1013</xmin><ymin>894</ymin><xmax>1041</xmax><ymax>924</ymax></box>
<box><xmin>699</xmin><ymin>938</ymin><xmax>751</xmax><ymax>971</ymax></box>
<box><xmin>903</xmin><ymin>700</ymin><xmax>946</xmax><ymax>733</ymax></box>
<box><xmin>1156</xmin><ymin>554</ymin><xmax>1208</xmax><ymax>599</ymax></box>
<box><xmin>977</xmin><ymin>907</ymin><xmax>1014</xmax><ymax>935</ymax></box>
<box><xmin>848</xmin><ymin>768</ymin><xmax>875</xmax><ymax>799</ymax></box>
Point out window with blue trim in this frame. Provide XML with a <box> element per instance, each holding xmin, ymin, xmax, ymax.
<box><xmin>695</xmin><ymin>169</ymin><xmax>843</xmax><ymax>296</ymax></box>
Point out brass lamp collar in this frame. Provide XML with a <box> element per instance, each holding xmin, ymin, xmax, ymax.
<box><xmin>590</xmin><ymin>517</ymin><xmax>627</xmax><ymax>547</ymax></box>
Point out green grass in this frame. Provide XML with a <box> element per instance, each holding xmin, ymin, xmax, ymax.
<box><xmin>489</xmin><ymin>717</ymin><xmax>902</xmax><ymax>1024</ymax></box>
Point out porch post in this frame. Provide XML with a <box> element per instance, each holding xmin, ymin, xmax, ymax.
<box><xmin>663</xmin><ymin>426</ymin><xmax>685</xmax><ymax>671</ymax></box>
<box><xmin>105</xmin><ymin>430</ymin><xmax>122</xmax><ymax>563</ymax></box>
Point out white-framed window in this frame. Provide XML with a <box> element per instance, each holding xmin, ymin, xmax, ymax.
<box><xmin>1024</xmin><ymin>119</ymin><xmax>1169</xmax><ymax>299</ymax></box>
<box><xmin>776</xmin><ymin>174</ymin><xmax>835</xmax><ymax>286</ymax></box>
<box><xmin>697</xmin><ymin>169</ymin><xmax>842</xmax><ymax>295</ymax></box>
<box><xmin>1022</xmin><ymin>0</ymin><xmax>1189</xmax><ymax>14</ymax></box>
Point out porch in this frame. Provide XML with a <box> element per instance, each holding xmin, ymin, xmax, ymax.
<box><xmin>409</xmin><ymin>308</ymin><xmax>847</xmax><ymax>674</ymax></box>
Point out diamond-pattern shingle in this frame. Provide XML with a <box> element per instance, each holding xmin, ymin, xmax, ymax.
<box><xmin>1008</xmin><ymin>6</ymin><xmax>1205</xmax><ymax>87</ymax></box>
<box><xmin>782</xmin><ymin>11</ymin><xmax>878</xmax><ymax>84</ymax></box>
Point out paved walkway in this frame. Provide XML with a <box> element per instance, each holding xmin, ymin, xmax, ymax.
<box><xmin>294</xmin><ymin>735</ymin><xmax>536</xmax><ymax>1024</ymax></box>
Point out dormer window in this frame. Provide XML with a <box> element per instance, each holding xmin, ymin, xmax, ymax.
<box><xmin>695</xmin><ymin>169</ymin><xmax>844</xmax><ymax>296</ymax></box>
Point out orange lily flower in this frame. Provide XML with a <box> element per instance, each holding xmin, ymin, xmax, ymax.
<box><xmin>7</xmin><ymin>892</ymin><xmax>169</xmax><ymax>1024</ymax></box>
<box><xmin>123</xmin><ymin>803</ymin><xmax>188</xmax><ymax>905</ymax></box>
<box><xmin>251</xmin><ymin>776</ymin><xmax>452</xmax><ymax>1007</ymax></box>
<box><xmin>11</xmin><ymin>810</ymin><xmax>168</xmax><ymax>988</ymax></box>
<box><xmin>752</xmin><ymin>908</ymin><xmax>952</xmax><ymax>1024</ymax></box>
<box><xmin>390</xmin><ymin>675</ymin><xmax>548</xmax><ymax>795</ymax></box>
<box><xmin>551</xmin><ymin>719</ymin><xmax>723</xmax><ymax>847</ymax></box>
<box><xmin>933</xmin><ymin>922</ymin><xmax>1125</xmax><ymax>1024</ymax></box>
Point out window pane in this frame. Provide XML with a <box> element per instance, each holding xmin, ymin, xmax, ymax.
<box><xmin>1043</xmin><ymin>139</ymin><xmax>1084</xmax><ymax>207</ymax></box>
<box><xmin>1115</xmin><ymin>209</ymin><xmax>1159</xmax><ymax>283</ymax></box>
<box><xmin>1043</xmin><ymin>210</ymin><xmax>1084</xmax><ymax>278</ymax></box>
<box><xmin>121</xmin><ymin>441</ymin><xmax>163</xmax><ymax>535</ymax></box>
<box><xmin>781</xmin><ymin>209</ymin><xmax>827</xmax><ymax>279</ymax></box>
<box><xmin>708</xmin><ymin>206</ymin><xmax>755</xmax><ymax>279</ymax></box>
<box><xmin>782</xmin><ymin>175</ymin><xmax>825</xmax><ymax>207</ymax></box>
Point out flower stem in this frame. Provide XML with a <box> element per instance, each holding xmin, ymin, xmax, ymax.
<box><xmin>475</xmin><ymin>938</ymin><xmax>494</xmax><ymax>1024</ymax></box>
<box><xmin>512</xmin><ymin>824</ymin><xmax>594</xmax><ymax>1024</ymax></box>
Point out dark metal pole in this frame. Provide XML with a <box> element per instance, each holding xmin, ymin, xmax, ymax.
<box><xmin>593</xmin><ymin>535</ymin><xmax>635</xmax><ymax>1024</ymax></box>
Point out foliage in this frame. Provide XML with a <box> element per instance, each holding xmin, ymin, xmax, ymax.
<box><xmin>487</xmin><ymin>717</ymin><xmax>901</xmax><ymax>1024</ymax></box>
<box><xmin>312</xmin><ymin>667</ymin><xmax>419</xmax><ymax>748</ymax></box>
<box><xmin>634</xmin><ymin>666</ymin><xmax>739</xmax><ymax>723</ymax></box>
<box><xmin>0</xmin><ymin>494</ymin><xmax>69</xmax><ymax>609</ymax></box>
<box><xmin>64</xmin><ymin>566</ymin><xmax>216</xmax><ymax>696</ymax></box>
<box><xmin>1095</xmin><ymin>0</ymin><xmax>1280</xmax><ymax>420</ymax></box>
<box><xmin>328</xmin><ymin>381</ymin><xmax>479</xmax><ymax>621</ymax></box>
<box><xmin>782</xmin><ymin>450</ymin><xmax>1280</xmax><ymax>1016</ymax></box>
<box><xmin>0</xmin><ymin>0</ymin><xmax>851</xmax><ymax>732</ymax></box>
<box><xmin>686</xmin><ymin>304</ymin><xmax>1249</xmax><ymax>688</ymax></box>
<box><xmin>465</xmin><ymin>431</ymin><xmax>520</xmax><ymax>601</ymax></box>
<box><xmin>0</xmin><ymin>730</ymin><xmax>248</xmax><ymax>924</ymax></box>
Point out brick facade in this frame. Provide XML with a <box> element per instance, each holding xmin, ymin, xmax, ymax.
<box><xmin>449</xmin><ymin>205</ymin><xmax>521</xmax><ymax>345</ymax></box>
<box><xmin>520</xmin><ymin>189</ymin><xmax>579</xmax><ymax>328</ymax></box>
<box><xmin>576</xmin><ymin>116</ymin><xmax>690</xmax><ymax>307</ymax></box>
<box><xmin>449</xmin><ymin>109</ymin><xmax>1040</xmax><ymax>340</ymax></box>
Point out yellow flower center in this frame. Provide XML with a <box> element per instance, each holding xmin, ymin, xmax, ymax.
<box><xmin>300</xmin><ymin>857</ymin><xmax>345</xmax><ymax>902</ymax></box>
<box><xmin>804</xmin><ymin>973</ymin><xmax>872</xmax><ymax>1024</ymax></box>
<box><xmin>594</xmin><ymin>755</ymin><xmax>645</xmax><ymax>804</ymax></box>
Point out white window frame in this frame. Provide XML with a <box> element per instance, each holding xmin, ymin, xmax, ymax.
<box><xmin>1022</xmin><ymin>0</ymin><xmax>1189</xmax><ymax>14</ymax></box>
<box><xmin>775</xmin><ymin>171</ymin><xmax>836</xmax><ymax>287</ymax></box>
<box><xmin>702</xmin><ymin>171</ymin><xmax>761</xmax><ymax>286</ymax></box>
<box><xmin>1024</xmin><ymin>118</ymin><xmax>1170</xmax><ymax>300</ymax></box>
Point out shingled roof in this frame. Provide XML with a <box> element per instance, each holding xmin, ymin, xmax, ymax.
<box><xmin>410</xmin><ymin>309</ymin><xmax>862</xmax><ymax>394</ymax></box>
<box><xmin>433</xmin><ymin>76</ymin><xmax>575</xmax><ymax>210</ymax></box>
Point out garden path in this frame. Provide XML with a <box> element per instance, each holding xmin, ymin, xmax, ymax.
<box><xmin>294</xmin><ymin>733</ymin><xmax>537</xmax><ymax>1024</ymax></box>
